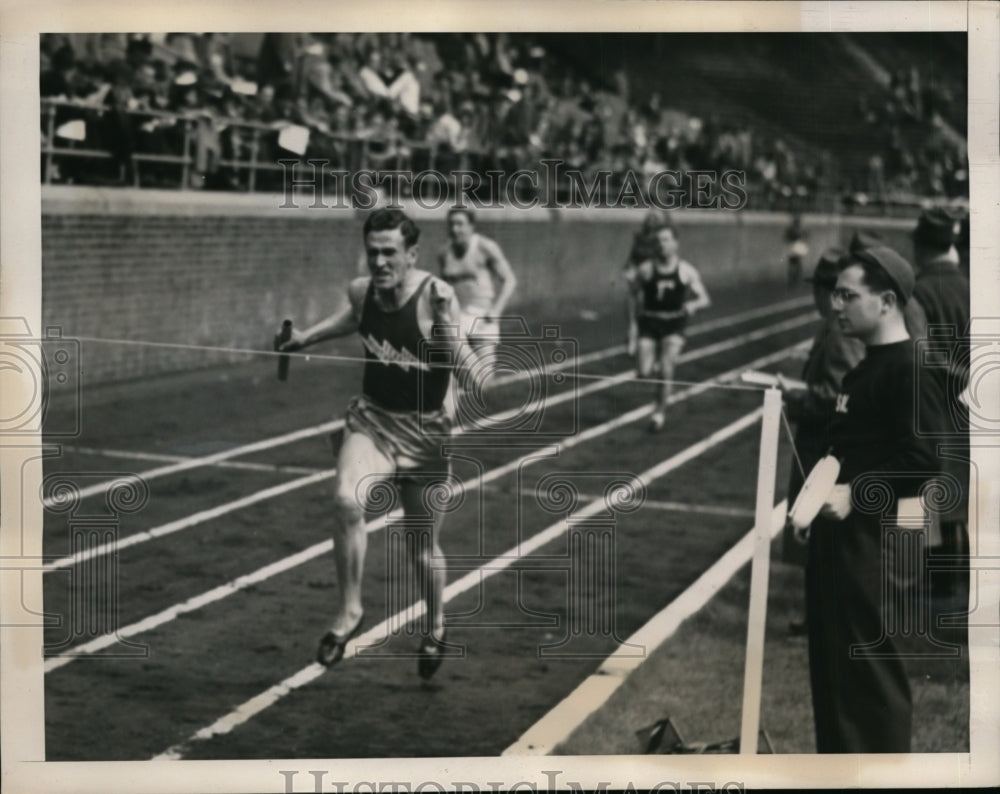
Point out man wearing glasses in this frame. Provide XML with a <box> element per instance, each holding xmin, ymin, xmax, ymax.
<box><xmin>806</xmin><ymin>246</ymin><xmax>946</xmax><ymax>753</ymax></box>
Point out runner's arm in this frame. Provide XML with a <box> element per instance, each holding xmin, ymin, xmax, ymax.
<box><xmin>279</xmin><ymin>279</ymin><xmax>366</xmax><ymax>351</ymax></box>
<box><xmin>625</xmin><ymin>269</ymin><xmax>641</xmax><ymax>353</ymax></box>
<box><xmin>426</xmin><ymin>277</ymin><xmax>478</xmax><ymax>382</ymax></box>
<box><xmin>681</xmin><ymin>263</ymin><xmax>711</xmax><ymax>315</ymax></box>
<box><xmin>484</xmin><ymin>239</ymin><xmax>518</xmax><ymax>318</ymax></box>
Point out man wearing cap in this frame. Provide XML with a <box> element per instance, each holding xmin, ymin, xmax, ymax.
<box><xmin>786</xmin><ymin>249</ymin><xmax>866</xmax><ymax>499</ymax></box>
<box><xmin>912</xmin><ymin>208</ymin><xmax>969</xmax><ymax>392</ymax></box>
<box><xmin>912</xmin><ymin>207</ymin><xmax>970</xmax><ymax>603</ymax></box>
<box><xmin>779</xmin><ymin>249</ymin><xmax>865</xmax><ymax>608</ymax></box>
<box><xmin>807</xmin><ymin>246</ymin><xmax>946</xmax><ymax>752</ymax></box>
<box><xmin>848</xmin><ymin>229</ymin><xmax>928</xmax><ymax>341</ymax></box>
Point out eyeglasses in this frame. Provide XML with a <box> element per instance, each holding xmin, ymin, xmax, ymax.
<box><xmin>830</xmin><ymin>288</ymin><xmax>864</xmax><ymax>306</ymax></box>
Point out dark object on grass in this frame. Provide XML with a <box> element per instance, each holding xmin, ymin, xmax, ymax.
<box><xmin>636</xmin><ymin>715</ymin><xmax>775</xmax><ymax>754</ymax></box>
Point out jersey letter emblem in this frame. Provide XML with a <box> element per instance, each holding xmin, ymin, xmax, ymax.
<box><xmin>835</xmin><ymin>394</ymin><xmax>850</xmax><ymax>414</ymax></box>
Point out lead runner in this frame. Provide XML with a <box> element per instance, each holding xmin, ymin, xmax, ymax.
<box><xmin>279</xmin><ymin>208</ymin><xmax>473</xmax><ymax>679</ymax></box>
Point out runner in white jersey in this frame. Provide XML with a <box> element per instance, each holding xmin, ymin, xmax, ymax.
<box><xmin>438</xmin><ymin>207</ymin><xmax>518</xmax><ymax>357</ymax></box>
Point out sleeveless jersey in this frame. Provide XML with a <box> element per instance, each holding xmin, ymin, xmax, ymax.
<box><xmin>639</xmin><ymin>263</ymin><xmax>687</xmax><ymax>315</ymax></box>
<box><xmin>439</xmin><ymin>233</ymin><xmax>495</xmax><ymax>312</ymax></box>
<box><xmin>358</xmin><ymin>276</ymin><xmax>451</xmax><ymax>412</ymax></box>
<box><xmin>635</xmin><ymin>260</ymin><xmax>690</xmax><ymax>338</ymax></box>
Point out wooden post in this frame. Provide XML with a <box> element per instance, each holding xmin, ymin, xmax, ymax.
<box><xmin>739</xmin><ymin>387</ymin><xmax>782</xmax><ymax>753</ymax></box>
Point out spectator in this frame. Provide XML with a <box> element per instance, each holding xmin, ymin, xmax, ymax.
<box><xmin>808</xmin><ymin>245</ymin><xmax>946</xmax><ymax>753</ymax></box>
<box><xmin>257</xmin><ymin>33</ymin><xmax>301</xmax><ymax>91</ymax></box>
<box><xmin>784</xmin><ymin>213</ymin><xmax>809</xmax><ymax>286</ymax></box>
<box><xmin>779</xmin><ymin>248</ymin><xmax>865</xmax><ymax>631</ymax></box>
<box><xmin>359</xmin><ymin>49</ymin><xmax>420</xmax><ymax>117</ymax></box>
<box><xmin>428</xmin><ymin>96</ymin><xmax>463</xmax><ymax>151</ymax></box>
<box><xmin>165</xmin><ymin>33</ymin><xmax>202</xmax><ymax>72</ymax></box>
<box><xmin>246</xmin><ymin>83</ymin><xmax>278</xmax><ymax>123</ymax></box>
<box><xmin>101</xmin><ymin>55</ymin><xmax>145</xmax><ymax>181</ymax></box>
<box><xmin>41</xmin><ymin>44</ymin><xmax>82</xmax><ymax>99</ymax></box>
<box><xmin>297</xmin><ymin>39</ymin><xmax>353</xmax><ymax>109</ymax></box>
<box><xmin>910</xmin><ymin>208</ymin><xmax>970</xmax><ymax>604</ymax></box>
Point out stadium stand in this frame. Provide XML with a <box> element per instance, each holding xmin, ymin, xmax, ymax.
<box><xmin>39</xmin><ymin>32</ymin><xmax>967</xmax><ymax>212</ymax></box>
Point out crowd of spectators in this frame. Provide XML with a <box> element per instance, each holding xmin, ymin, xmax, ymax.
<box><xmin>855</xmin><ymin>65</ymin><xmax>968</xmax><ymax>203</ymax></box>
<box><xmin>39</xmin><ymin>33</ymin><xmax>961</xmax><ymax>209</ymax></box>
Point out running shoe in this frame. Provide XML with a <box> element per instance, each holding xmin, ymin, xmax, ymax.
<box><xmin>316</xmin><ymin>612</ymin><xmax>364</xmax><ymax>667</ymax></box>
<box><xmin>417</xmin><ymin>629</ymin><xmax>448</xmax><ymax>680</ymax></box>
<box><xmin>648</xmin><ymin>411</ymin><xmax>665</xmax><ymax>434</ymax></box>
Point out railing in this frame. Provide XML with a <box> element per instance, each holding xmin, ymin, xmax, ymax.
<box><xmin>42</xmin><ymin>98</ymin><xmax>952</xmax><ymax>215</ymax></box>
<box><xmin>40</xmin><ymin>98</ymin><xmax>487</xmax><ymax>193</ymax></box>
<box><xmin>43</xmin><ymin>99</ymin><xmax>193</xmax><ymax>187</ymax></box>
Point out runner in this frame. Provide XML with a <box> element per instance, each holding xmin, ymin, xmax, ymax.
<box><xmin>279</xmin><ymin>208</ymin><xmax>472</xmax><ymax>679</ymax></box>
<box><xmin>438</xmin><ymin>207</ymin><xmax>518</xmax><ymax>361</ymax></box>
<box><xmin>626</xmin><ymin>219</ymin><xmax>711</xmax><ymax>432</ymax></box>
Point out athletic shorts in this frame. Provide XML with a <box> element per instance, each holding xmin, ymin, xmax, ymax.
<box><xmin>637</xmin><ymin>315</ymin><xmax>687</xmax><ymax>341</ymax></box>
<box><xmin>343</xmin><ymin>395</ymin><xmax>452</xmax><ymax>478</ymax></box>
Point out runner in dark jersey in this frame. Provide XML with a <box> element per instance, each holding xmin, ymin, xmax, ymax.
<box><xmin>626</xmin><ymin>222</ymin><xmax>711</xmax><ymax>432</ymax></box>
<box><xmin>278</xmin><ymin>208</ymin><xmax>472</xmax><ymax>679</ymax></box>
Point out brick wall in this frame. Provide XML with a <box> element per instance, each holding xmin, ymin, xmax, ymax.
<box><xmin>41</xmin><ymin>187</ymin><xmax>918</xmax><ymax>387</ymax></box>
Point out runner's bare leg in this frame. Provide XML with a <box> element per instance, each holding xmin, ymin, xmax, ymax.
<box><xmin>330</xmin><ymin>430</ymin><xmax>394</xmax><ymax>635</ymax></box>
<box><xmin>657</xmin><ymin>335</ymin><xmax>685</xmax><ymax>414</ymax></box>
<box><xmin>399</xmin><ymin>478</ymin><xmax>447</xmax><ymax>640</ymax></box>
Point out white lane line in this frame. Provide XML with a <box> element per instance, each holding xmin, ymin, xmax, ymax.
<box><xmin>617</xmin><ymin>499</ymin><xmax>755</xmax><ymax>518</ymax></box>
<box><xmin>43</xmin><ymin>315</ymin><xmax>813</xmax><ymax>572</ymax></box>
<box><xmin>61</xmin><ymin>446</ymin><xmax>324</xmax><ymax>476</ymax></box>
<box><xmin>153</xmin><ymin>406</ymin><xmax>767</xmax><ymax>760</ymax></box>
<box><xmin>450</xmin><ymin>311</ymin><xmax>814</xmax><ymax>434</ymax></box>
<box><xmin>45</xmin><ymin>470</ymin><xmax>337</xmax><ymax>571</ymax></box>
<box><xmin>669</xmin><ymin>311</ymin><xmax>812</xmax><ymax>362</ymax></box>
<box><xmin>489</xmin><ymin>294</ymin><xmax>812</xmax><ymax>386</ymax></box>
<box><xmin>495</xmin><ymin>488</ymin><xmax>756</xmax><ymax>518</ymax></box>
<box><xmin>50</xmin><ymin>296</ymin><xmax>814</xmax><ymax>506</ymax></box>
<box><xmin>42</xmin><ymin>420</ymin><xmax>344</xmax><ymax>509</ymax></box>
<box><xmin>502</xmin><ymin>500</ymin><xmax>788</xmax><ymax>756</ymax></box>
<box><xmin>686</xmin><ymin>294</ymin><xmax>811</xmax><ymax>333</ymax></box>
<box><xmin>45</xmin><ymin>341</ymin><xmax>808</xmax><ymax>671</ymax></box>
<box><xmin>43</xmin><ymin>537</ymin><xmax>344</xmax><ymax>674</ymax></box>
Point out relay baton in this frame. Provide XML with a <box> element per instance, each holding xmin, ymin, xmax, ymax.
<box><xmin>787</xmin><ymin>454</ymin><xmax>841</xmax><ymax>540</ymax></box>
<box><xmin>275</xmin><ymin>319</ymin><xmax>293</xmax><ymax>381</ymax></box>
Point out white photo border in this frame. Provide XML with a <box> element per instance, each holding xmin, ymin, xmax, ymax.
<box><xmin>1</xmin><ymin>1</ymin><xmax>997</xmax><ymax>791</ymax></box>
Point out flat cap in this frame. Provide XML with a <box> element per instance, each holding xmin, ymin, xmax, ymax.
<box><xmin>912</xmin><ymin>207</ymin><xmax>961</xmax><ymax>248</ymax></box>
<box><xmin>805</xmin><ymin>247</ymin><xmax>846</xmax><ymax>286</ymax></box>
<box><xmin>848</xmin><ymin>228</ymin><xmax>887</xmax><ymax>253</ymax></box>
<box><xmin>852</xmin><ymin>245</ymin><xmax>916</xmax><ymax>303</ymax></box>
